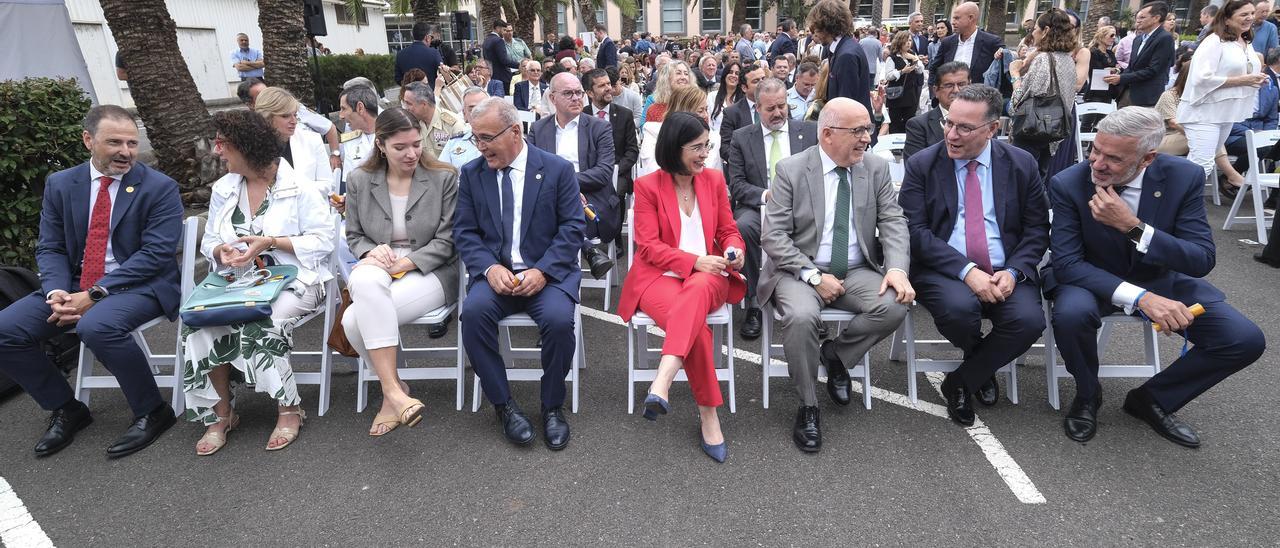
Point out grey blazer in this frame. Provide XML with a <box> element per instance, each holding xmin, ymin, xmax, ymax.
<box><xmin>725</xmin><ymin>120</ymin><xmax>818</xmax><ymax>210</ymax></box>
<box><xmin>759</xmin><ymin>146</ymin><xmax>910</xmax><ymax>304</ymax></box>
<box><xmin>345</xmin><ymin>164</ymin><xmax>460</xmax><ymax>301</ymax></box>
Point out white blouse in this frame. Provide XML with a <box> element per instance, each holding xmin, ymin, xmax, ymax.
<box><xmin>664</xmin><ymin>198</ymin><xmax>706</xmax><ymax>278</ymax></box>
<box><xmin>1178</xmin><ymin>34</ymin><xmax>1262</xmax><ymax>124</ymax></box>
<box><xmin>389</xmin><ymin>193</ymin><xmax>410</xmax><ymax>247</ymax></box>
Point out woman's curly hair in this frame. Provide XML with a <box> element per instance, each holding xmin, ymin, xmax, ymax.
<box><xmin>213</xmin><ymin>109</ymin><xmax>281</xmax><ymax>173</ymax></box>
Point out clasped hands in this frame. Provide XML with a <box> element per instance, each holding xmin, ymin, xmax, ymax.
<box><xmin>45</xmin><ymin>290</ymin><xmax>93</xmax><ymax>327</ymax></box>
<box><xmin>216</xmin><ymin>236</ymin><xmax>275</xmax><ymax>268</ymax></box>
<box><xmin>694</xmin><ymin>248</ymin><xmax>746</xmax><ymax>276</ymax></box>
<box><xmin>357</xmin><ymin>244</ymin><xmax>412</xmax><ymax>276</ymax></box>
<box><xmin>487</xmin><ymin>265</ymin><xmax>547</xmax><ymax>296</ymax></box>
<box><xmin>964</xmin><ymin>268</ymin><xmax>1016</xmax><ymax>303</ymax></box>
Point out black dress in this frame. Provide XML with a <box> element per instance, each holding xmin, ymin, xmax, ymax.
<box><xmin>887</xmin><ymin>53</ymin><xmax>924</xmax><ymax>134</ymax></box>
<box><xmin>1082</xmin><ymin>47</ymin><xmax>1117</xmax><ymax>104</ymax></box>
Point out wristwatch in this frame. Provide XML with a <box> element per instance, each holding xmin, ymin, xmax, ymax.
<box><xmin>88</xmin><ymin>285</ymin><xmax>109</xmax><ymax>302</ymax></box>
<box><xmin>807</xmin><ymin>272</ymin><xmax>823</xmax><ymax>287</ymax></box>
<box><xmin>330</xmin><ymin>149</ymin><xmax>341</xmax><ymax>157</ymax></box>
<box><xmin>1126</xmin><ymin>222</ymin><xmax>1146</xmax><ymax>244</ymax></box>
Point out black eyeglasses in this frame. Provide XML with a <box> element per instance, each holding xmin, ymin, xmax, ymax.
<box><xmin>826</xmin><ymin>125</ymin><xmax>875</xmax><ymax>137</ymax></box>
<box><xmin>469</xmin><ymin>124</ymin><xmax>516</xmax><ymax>147</ymax></box>
<box><xmin>941</xmin><ymin>117</ymin><xmax>997</xmax><ymax>137</ymax></box>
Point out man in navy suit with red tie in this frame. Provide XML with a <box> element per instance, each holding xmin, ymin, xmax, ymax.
<box><xmin>899</xmin><ymin>85</ymin><xmax>1050</xmax><ymax>426</ymax></box>
<box><xmin>454</xmin><ymin>98</ymin><xmax>585</xmax><ymax>451</ymax></box>
<box><xmin>0</xmin><ymin>105</ymin><xmax>183</xmax><ymax>458</ymax></box>
<box><xmin>1048</xmin><ymin>107</ymin><xmax>1265</xmax><ymax>447</ymax></box>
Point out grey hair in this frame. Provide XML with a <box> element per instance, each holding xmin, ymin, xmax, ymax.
<box><xmin>579</xmin><ymin>58</ymin><xmax>596</xmax><ymax>71</ymax></box>
<box><xmin>1267</xmin><ymin>46</ymin><xmax>1280</xmax><ymax>66</ymax></box>
<box><xmin>342</xmin><ymin>86</ymin><xmax>380</xmax><ymax>115</ymax></box>
<box><xmin>471</xmin><ymin>97</ymin><xmax>520</xmax><ymax>129</ymax></box>
<box><xmin>754</xmin><ymin>77</ymin><xmax>787</xmax><ymax>102</ymax></box>
<box><xmin>462</xmin><ymin>86</ymin><xmax>489</xmax><ymax>100</ymax></box>
<box><xmin>952</xmin><ymin>84</ymin><xmax>1004</xmax><ymax>121</ymax></box>
<box><xmin>342</xmin><ymin>76</ymin><xmax>377</xmax><ymax>93</ymax></box>
<box><xmin>1097</xmin><ymin>106</ymin><xmax>1165</xmax><ymax>154</ymax></box>
<box><xmin>403</xmin><ymin>81</ymin><xmax>436</xmax><ymax>105</ymax></box>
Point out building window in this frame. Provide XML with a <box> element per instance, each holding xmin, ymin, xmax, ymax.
<box><xmin>594</xmin><ymin>6</ymin><xmax>606</xmax><ymax>27</ymax></box>
<box><xmin>637</xmin><ymin>0</ymin><xmax>646</xmax><ymax>34</ymax></box>
<box><xmin>556</xmin><ymin>4</ymin><xmax>568</xmax><ymax>34</ymax></box>
<box><xmin>702</xmin><ymin>0</ymin><xmax>723</xmax><ymax>33</ymax></box>
<box><xmin>1172</xmin><ymin>0</ymin><xmax>1192</xmax><ymax>30</ymax></box>
<box><xmin>661</xmin><ymin>0</ymin><xmax>684</xmax><ymax>34</ymax></box>
<box><xmin>744</xmin><ymin>0</ymin><xmax>763</xmax><ymax>29</ymax></box>
<box><xmin>855</xmin><ymin>0</ymin><xmax>872</xmax><ymax>20</ymax></box>
<box><xmin>386</xmin><ymin>22</ymin><xmax>413</xmax><ymax>52</ymax></box>
<box><xmin>1035</xmin><ymin>0</ymin><xmax>1051</xmax><ymax>20</ymax></box>
<box><xmin>891</xmin><ymin>0</ymin><xmax>912</xmax><ymax>18</ymax></box>
<box><xmin>1006</xmin><ymin>0</ymin><xmax>1018</xmax><ymax>29</ymax></box>
<box><xmin>336</xmin><ymin>5</ymin><xmax>369</xmax><ymax>25</ymax></box>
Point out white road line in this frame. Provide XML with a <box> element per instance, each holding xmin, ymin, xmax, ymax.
<box><xmin>579</xmin><ymin>305</ymin><xmax>1047</xmax><ymax>504</ymax></box>
<box><xmin>0</xmin><ymin>476</ymin><xmax>53</xmax><ymax>548</ymax></box>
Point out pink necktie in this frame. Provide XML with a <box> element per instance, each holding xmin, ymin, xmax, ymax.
<box><xmin>81</xmin><ymin>176</ymin><xmax>114</xmax><ymax>290</ymax></box>
<box><xmin>964</xmin><ymin>160</ymin><xmax>993</xmax><ymax>275</ymax></box>
<box><xmin>597</xmin><ymin>109</ymin><xmax>606</xmax><ymax>120</ymax></box>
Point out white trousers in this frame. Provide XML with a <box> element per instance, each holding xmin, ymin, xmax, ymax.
<box><xmin>1183</xmin><ymin>121</ymin><xmax>1232</xmax><ymax>180</ymax></box>
<box><xmin>342</xmin><ymin>263</ymin><xmax>448</xmax><ymax>364</ymax></box>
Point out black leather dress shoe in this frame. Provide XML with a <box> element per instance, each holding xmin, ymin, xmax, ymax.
<box><xmin>106</xmin><ymin>404</ymin><xmax>175</xmax><ymax>459</ymax></box>
<box><xmin>542</xmin><ymin>407</ymin><xmax>570</xmax><ymax>451</ymax></box>
<box><xmin>820</xmin><ymin>341</ymin><xmax>852</xmax><ymax>406</ymax></box>
<box><xmin>1254</xmin><ymin>252</ymin><xmax>1280</xmax><ymax>268</ymax></box>
<box><xmin>941</xmin><ymin>375</ymin><xmax>975</xmax><ymax>426</ymax></box>
<box><xmin>975</xmin><ymin>376</ymin><xmax>999</xmax><ymax>406</ymax></box>
<box><xmin>585</xmin><ymin>247</ymin><xmax>615</xmax><ymax>279</ymax></box>
<box><xmin>1063</xmin><ymin>392</ymin><xmax>1102</xmax><ymax>443</ymax></box>
<box><xmin>34</xmin><ymin>400</ymin><xmax>93</xmax><ymax>457</ymax></box>
<box><xmin>739</xmin><ymin>307</ymin><xmax>763</xmax><ymax>340</ymax></box>
<box><xmin>792</xmin><ymin>406</ymin><xmax>821</xmax><ymax>452</ymax></box>
<box><xmin>1122</xmin><ymin>389</ymin><xmax>1201</xmax><ymax>448</ymax></box>
<box><xmin>496</xmin><ymin>400</ymin><xmax>535</xmax><ymax>446</ymax></box>
<box><xmin>427</xmin><ymin>315</ymin><xmax>450</xmax><ymax>338</ymax></box>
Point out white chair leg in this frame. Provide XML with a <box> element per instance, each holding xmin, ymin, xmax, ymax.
<box><xmin>471</xmin><ymin>373</ymin><xmax>481</xmax><ymax>412</ymax></box>
<box><xmin>904</xmin><ymin>314</ymin><xmax>919</xmax><ymax>404</ymax></box>
<box><xmin>861</xmin><ymin>352</ymin><xmax>872</xmax><ymax>410</ymax></box>
<box><xmin>1044</xmin><ymin>300</ymin><xmax>1060</xmax><ymax>410</ymax></box>
<box><xmin>1006</xmin><ymin>360</ymin><xmax>1019</xmax><ymax>405</ymax></box>
<box><xmin>356</xmin><ymin>358</ymin><xmax>368</xmax><ymax>413</ymax></box>
<box><xmin>1253</xmin><ymin>179</ymin><xmax>1270</xmax><ymax>245</ymax></box>
<box><xmin>572</xmin><ymin>307</ymin><xmax>583</xmax><ymax>414</ymax></box>
<box><xmin>1224</xmin><ymin>181</ymin><xmax>1249</xmax><ymax>230</ymax></box>
<box><xmin>760</xmin><ymin>311</ymin><xmax>771</xmax><ymax>409</ymax></box>
<box><xmin>74</xmin><ymin>343</ymin><xmax>92</xmax><ymax>406</ymax></box>
<box><xmin>627</xmin><ymin>324</ymin><xmax>636</xmax><ymax>414</ymax></box>
<box><xmin>726</xmin><ymin>312</ymin><xmax>736</xmax><ymax>414</ymax></box>
<box><xmin>454</xmin><ymin>340</ymin><xmax>465</xmax><ymax>411</ymax></box>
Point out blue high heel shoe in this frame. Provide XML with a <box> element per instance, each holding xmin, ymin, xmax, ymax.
<box><xmin>642</xmin><ymin>393</ymin><xmax>669</xmax><ymax>421</ymax></box>
<box><xmin>700</xmin><ymin>433</ymin><xmax>727</xmax><ymax>463</ymax></box>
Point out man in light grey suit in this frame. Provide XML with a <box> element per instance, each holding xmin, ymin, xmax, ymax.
<box><xmin>727</xmin><ymin>77</ymin><xmax>818</xmax><ymax>340</ymax></box>
<box><xmin>761</xmin><ymin>97</ymin><xmax>915</xmax><ymax>453</ymax></box>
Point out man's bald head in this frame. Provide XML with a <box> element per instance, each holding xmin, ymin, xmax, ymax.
<box><xmin>817</xmin><ymin>98</ymin><xmax>872</xmax><ymax>167</ymax></box>
<box><xmin>952</xmin><ymin>2</ymin><xmax>980</xmax><ymax>36</ymax></box>
<box><xmin>550</xmin><ymin>71</ymin><xmax>580</xmax><ymax>92</ymax></box>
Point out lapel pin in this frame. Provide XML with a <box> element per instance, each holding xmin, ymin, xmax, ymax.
<box><xmin>535</xmin><ymin>173</ymin><xmax>542</xmax><ymax>180</ymax></box>
<box><xmin>1153</xmin><ymin>191</ymin><xmax>1162</xmax><ymax>198</ymax></box>
<box><xmin>125</xmin><ymin>186</ymin><xmax>135</xmax><ymax>193</ymax></box>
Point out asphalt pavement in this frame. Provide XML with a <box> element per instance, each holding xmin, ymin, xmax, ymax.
<box><xmin>1</xmin><ymin>200</ymin><xmax>1278</xmax><ymax>547</ymax></box>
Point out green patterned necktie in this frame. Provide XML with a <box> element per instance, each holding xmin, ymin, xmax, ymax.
<box><xmin>768</xmin><ymin>130</ymin><xmax>782</xmax><ymax>181</ymax></box>
<box><xmin>829</xmin><ymin>166</ymin><xmax>850</xmax><ymax>279</ymax></box>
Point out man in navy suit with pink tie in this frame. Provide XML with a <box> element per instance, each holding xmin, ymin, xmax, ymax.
<box><xmin>453</xmin><ymin>98</ymin><xmax>585</xmax><ymax>451</ymax></box>
<box><xmin>1048</xmin><ymin>107</ymin><xmax>1265</xmax><ymax>447</ymax></box>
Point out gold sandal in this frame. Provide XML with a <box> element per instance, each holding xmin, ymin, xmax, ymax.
<box><xmin>196</xmin><ymin>413</ymin><xmax>240</xmax><ymax>456</ymax></box>
<box><xmin>369</xmin><ymin>412</ymin><xmax>401</xmax><ymax>437</ymax></box>
<box><xmin>265</xmin><ymin>409</ymin><xmax>305</xmax><ymax>451</ymax></box>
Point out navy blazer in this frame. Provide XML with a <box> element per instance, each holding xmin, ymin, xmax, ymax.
<box><xmin>452</xmin><ymin>146</ymin><xmax>585</xmax><ymax>300</ymax></box>
<box><xmin>718</xmin><ymin>98</ymin><xmax>753</xmax><ymax>164</ymax></box>
<box><xmin>597</xmin><ymin>37</ymin><xmax>618</xmax><ymax>69</ymax></box>
<box><xmin>898</xmin><ymin>140</ymin><xmax>1050</xmax><ymax>284</ymax></box>
<box><xmin>827</xmin><ymin>35</ymin><xmax>873</xmax><ymax>114</ymax></box>
<box><xmin>482</xmin><ymin>32</ymin><xmax>520</xmax><ymax>91</ymax></box>
<box><xmin>1116</xmin><ymin>27</ymin><xmax>1175</xmax><ymax>107</ymax></box>
<box><xmin>528</xmin><ymin>112</ymin><xmax>620</xmax><ymax>240</ymax></box>
<box><xmin>1048</xmin><ymin>154</ymin><xmax>1223</xmax><ymax>305</ymax></box>
<box><xmin>768</xmin><ymin>33</ymin><xmax>796</xmax><ymax>62</ymax></box>
<box><xmin>927</xmin><ymin>29</ymin><xmax>1003</xmax><ymax>84</ymax></box>
<box><xmin>512</xmin><ymin>80</ymin><xmax>548</xmax><ymax>112</ymax></box>
<box><xmin>394</xmin><ymin>41</ymin><xmax>442</xmax><ymax>88</ymax></box>
<box><xmin>36</xmin><ymin>162</ymin><xmax>184</xmax><ymax>318</ymax></box>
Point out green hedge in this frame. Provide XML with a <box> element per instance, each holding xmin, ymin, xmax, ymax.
<box><xmin>0</xmin><ymin>78</ymin><xmax>91</xmax><ymax>270</ymax></box>
<box><xmin>315</xmin><ymin>54</ymin><xmax>395</xmax><ymax>113</ymax></box>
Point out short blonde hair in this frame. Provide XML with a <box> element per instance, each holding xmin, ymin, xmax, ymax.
<box><xmin>253</xmin><ymin>86</ymin><xmax>299</xmax><ymax>120</ymax></box>
<box><xmin>668</xmin><ymin>85</ymin><xmax>708</xmax><ymax>115</ymax></box>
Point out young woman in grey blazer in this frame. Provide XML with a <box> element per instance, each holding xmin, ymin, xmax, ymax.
<box><xmin>342</xmin><ymin>107</ymin><xmax>461</xmax><ymax>436</ymax></box>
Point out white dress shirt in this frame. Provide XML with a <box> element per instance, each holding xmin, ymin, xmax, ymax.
<box><xmin>87</xmin><ymin>164</ymin><xmax>121</xmax><ymax>275</ymax></box>
<box><xmin>814</xmin><ymin>146</ymin><xmax>863</xmax><ymax>270</ymax></box>
<box><xmin>507</xmin><ymin>144</ymin><xmax>531</xmax><ymax>270</ymax></box>
<box><xmin>955</xmin><ymin>31</ymin><xmax>977</xmax><ymax>68</ymax></box>
<box><xmin>1108</xmin><ymin>169</ymin><xmax>1157</xmax><ymax>313</ymax></box>
<box><xmin>761</xmin><ymin>122</ymin><xmax>792</xmax><ymax>200</ymax></box>
<box><xmin>555</xmin><ymin>115</ymin><xmax>580</xmax><ymax>172</ymax></box>
<box><xmin>664</xmin><ymin>198</ymin><xmax>707</xmax><ymax>278</ymax></box>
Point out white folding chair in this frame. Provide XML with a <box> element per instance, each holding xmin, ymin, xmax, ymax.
<box><xmin>74</xmin><ymin>217</ymin><xmax>199</xmax><ymax>414</ymax></box>
<box><xmin>1042</xmin><ymin>301</ymin><xmax>1162</xmax><ymax>410</ymax></box>
<box><xmin>466</xmin><ymin>274</ymin><xmax>586</xmax><ymax>414</ymax></box>
<box><xmin>1223</xmin><ymin>129</ymin><xmax>1279</xmax><ymax>244</ymax></box>
<box><xmin>871</xmin><ymin>133</ymin><xmax>907</xmax><ymax>189</ymax></box>
<box><xmin>887</xmin><ymin>302</ymin><xmax>1021</xmax><ymax>405</ymax></box>
<box><xmin>517</xmin><ymin>109</ymin><xmax>536</xmax><ymax>133</ymax></box>
<box><xmin>624</xmin><ymin>208</ymin><xmax>736</xmax><ymax>413</ymax></box>
<box><xmin>287</xmin><ymin>222</ymin><xmax>344</xmax><ymax>416</ymax></box>
<box><xmin>355</xmin><ymin>262</ymin><xmax>464</xmax><ymax>412</ymax></box>
<box><xmin>1074</xmin><ymin>102</ymin><xmax>1116</xmax><ymax>162</ymax></box>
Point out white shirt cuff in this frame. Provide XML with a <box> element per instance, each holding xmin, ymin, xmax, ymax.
<box><xmin>800</xmin><ymin>267</ymin><xmax>819</xmax><ymax>282</ymax></box>
<box><xmin>1135</xmin><ymin>224</ymin><xmax>1155</xmax><ymax>254</ymax></box>
<box><xmin>1111</xmin><ymin>281</ymin><xmax>1147</xmax><ymax>314</ymax></box>
<box><xmin>760</xmin><ymin>189</ymin><xmax>769</xmax><ymax>203</ymax></box>
<box><xmin>958</xmin><ymin>262</ymin><xmax>977</xmax><ymax>281</ymax></box>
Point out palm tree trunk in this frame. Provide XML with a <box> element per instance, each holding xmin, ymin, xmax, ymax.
<box><xmin>258</xmin><ymin>0</ymin><xmax>316</xmax><ymax>107</ymax></box>
<box><xmin>620</xmin><ymin>0</ymin><xmax>638</xmax><ymax>38</ymax></box>
<box><xmin>480</xmin><ymin>0</ymin><xmax>504</xmax><ymax>33</ymax></box>
<box><xmin>919</xmin><ymin>0</ymin><xmax>939</xmax><ymax>24</ymax></box>
<box><xmin>578</xmin><ymin>0</ymin><xmax>598</xmax><ymax>29</ymax></box>
<box><xmin>984</xmin><ymin>0</ymin><xmax>1008</xmax><ymax>37</ymax></box>
<box><xmin>538</xmin><ymin>1</ymin><xmax>558</xmax><ymax>39</ymax></box>
<box><xmin>510</xmin><ymin>0</ymin><xmax>537</xmax><ymax>42</ymax></box>
<box><xmin>1083</xmin><ymin>0</ymin><xmax>1118</xmax><ymax>45</ymax></box>
<box><xmin>414</xmin><ymin>0</ymin><xmax>440</xmax><ymax>25</ymax></box>
<box><xmin>871</xmin><ymin>0</ymin><xmax>883</xmax><ymax>27</ymax></box>
<box><xmin>100</xmin><ymin>0</ymin><xmax>221</xmax><ymax>206</ymax></box>
<box><xmin>732</xmin><ymin>0</ymin><xmax>747</xmax><ymax>31</ymax></box>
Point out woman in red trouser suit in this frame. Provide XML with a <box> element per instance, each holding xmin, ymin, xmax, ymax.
<box><xmin>617</xmin><ymin>112</ymin><xmax>747</xmax><ymax>463</ymax></box>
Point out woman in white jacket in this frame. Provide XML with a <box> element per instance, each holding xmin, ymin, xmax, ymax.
<box><xmin>254</xmin><ymin>86</ymin><xmax>337</xmax><ymax>194</ymax></box>
<box><xmin>1179</xmin><ymin>0</ymin><xmax>1267</xmax><ymax>181</ymax></box>
<box><xmin>184</xmin><ymin>109</ymin><xmax>336</xmax><ymax>456</ymax></box>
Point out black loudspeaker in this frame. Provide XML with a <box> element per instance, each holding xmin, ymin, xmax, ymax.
<box><xmin>452</xmin><ymin>11</ymin><xmax>472</xmax><ymax>41</ymax></box>
<box><xmin>304</xmin><ymin>0</ymin><xmax>327</xmax><ymax>36</ymax></box>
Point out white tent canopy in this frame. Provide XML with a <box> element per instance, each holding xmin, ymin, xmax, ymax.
<box><xmin>0</xmin><ymin>0</ymin><xmax>97</xmax><ymax>103</ymax></box>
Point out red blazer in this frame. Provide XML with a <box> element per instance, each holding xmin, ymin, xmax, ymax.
<box><xmin>618</xmin><ymin>168</ymin><xmax>747</xmax><ymax>322</ymax></box>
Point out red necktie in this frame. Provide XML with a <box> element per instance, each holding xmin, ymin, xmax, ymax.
<box><xmin>81</xmin><ymin>176</ymin><xmax>114</xmax><ymax>290</ymax></box>
<box><xmin>597</xmin><ymin>109</ymin><xmax>606</xmax><ymax>120</ymax></box>
<box><xmin>964</xmin><ymin>161</ymin><xmax>993</xmax><ymax>275</ymax></box>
